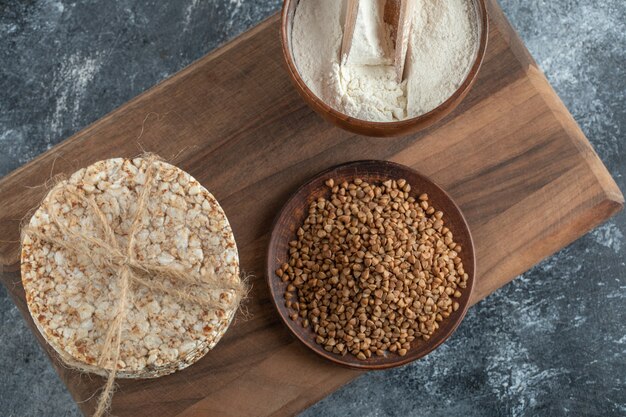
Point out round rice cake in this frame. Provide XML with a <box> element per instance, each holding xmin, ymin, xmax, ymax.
<box><xmin>21</xmin><ymin>157</ymin><xmax>241</xmax><ymax>378</ymax></box>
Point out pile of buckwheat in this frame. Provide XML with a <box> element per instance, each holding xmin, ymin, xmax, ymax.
<box><xmin>276</xmin><ymin>178</ymin><xmax>468</xmax><ymax>360</ymax></box>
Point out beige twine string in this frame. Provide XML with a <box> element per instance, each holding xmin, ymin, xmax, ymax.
<box><xmin>22</xmin><ymin>154</ymin><xmax>246</xmax><ymax>417</ymax></box>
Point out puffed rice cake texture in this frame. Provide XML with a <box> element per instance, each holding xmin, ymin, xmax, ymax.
<box><xmin>21</xmin><ymin>157</ymin><xmax>240</xmax><ymax>378</ymax></box>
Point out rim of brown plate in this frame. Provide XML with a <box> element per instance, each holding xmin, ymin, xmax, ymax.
<box><xmin>280</xmin><ymin>0</ymin><xmax>489</xmax><ymax>137</ymax></box>
<box><xmin>266</xmin><ymin>160</ymin><xmax>476</xmax><ymax>370</ymax></box>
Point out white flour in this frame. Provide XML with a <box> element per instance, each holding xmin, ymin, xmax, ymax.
<box><xmin>291</xmin><ymin>0</ymin><xmax>479</xmax><ymax>122</ymax></box>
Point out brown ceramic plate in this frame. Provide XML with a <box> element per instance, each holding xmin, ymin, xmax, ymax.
<box><xmin>266</xmin><ymin>161</ymin><xmax>476</xmax><ymax>369</ymax></box>
<box><xmin>281</xmin><ymin>0</ymin><xmax>489</xmax><ymax>137</ymax></box>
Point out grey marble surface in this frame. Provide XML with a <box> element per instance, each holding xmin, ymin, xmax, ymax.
<box><xmin>0</xmin><ymin>1</ymin><xmax>624</xmax><ymax>416</ymax></box>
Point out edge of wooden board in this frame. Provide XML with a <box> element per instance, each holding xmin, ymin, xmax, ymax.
<box><xmin>486</xmin><ymin>0</ymin><xmax>623</xmax><ymax>206</ymax></box>
<box><xmin>0</xmin><ymin>14</ymin><xmax>280</xmax><ymax>266</ymax></box>
<box><xmin>462</xmin><ymin>0</ymin><xmax>625</xmax><ymax>303</ymax></box>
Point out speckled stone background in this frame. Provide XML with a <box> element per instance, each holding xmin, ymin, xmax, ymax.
<box><xmin>0</xmin><ymin>1</ymin><xmax>624</xmax><ymax>416</ymax></box>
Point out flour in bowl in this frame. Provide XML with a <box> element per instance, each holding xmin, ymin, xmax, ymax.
<box><xmin>291</xmin><ymin>0</ymin><xmax>479</xmax><ymax>122</ymax></box>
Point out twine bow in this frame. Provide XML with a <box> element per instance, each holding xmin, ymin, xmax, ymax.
<box><xmin>23</xmin><ymin>155</ymin><xmax>245</xmax><ymax>417</ymax></box>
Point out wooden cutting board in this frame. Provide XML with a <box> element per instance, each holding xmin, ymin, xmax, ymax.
<box><xmin>0</xmin><ymin>1</ymin><xmax>622</xmax><ymax>416</ymax></box>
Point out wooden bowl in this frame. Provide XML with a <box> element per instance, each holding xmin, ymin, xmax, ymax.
<box><xmin>266</xmin><ymin>161</ymin><xmax>476</xmax><ymax>369</ymax></box>
<box><xmin>280</xmin><ymin>0</ymin><xmax>489</xmax><ymax>137</ymax></box>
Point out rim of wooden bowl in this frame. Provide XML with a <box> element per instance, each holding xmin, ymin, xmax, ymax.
<box><xmin>280</xmin><ymin>0</ymin><xmax>489</xmax><ymax>137</ymax></box>
<box><xmin>266</xmin><ymin>161</ymin><xmax>476</xmax><ymax>370</ymax></box>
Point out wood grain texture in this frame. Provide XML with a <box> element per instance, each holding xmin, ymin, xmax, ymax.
<box><xmin>0</xmin><ymin>1</ymin><xmax>622</xmax><ymax>416</ymax></box>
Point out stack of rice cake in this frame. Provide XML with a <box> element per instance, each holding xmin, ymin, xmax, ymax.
<box><xmin>21</xmin><ymin>157</ymin><xmax>241</xmax><ymax>378</ymax></box>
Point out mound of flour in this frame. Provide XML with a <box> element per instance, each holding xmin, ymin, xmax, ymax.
<box><xmin>291</xmin><ymin>0</ymin><xmax>479</xmax><ymax>122</ymax></box>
